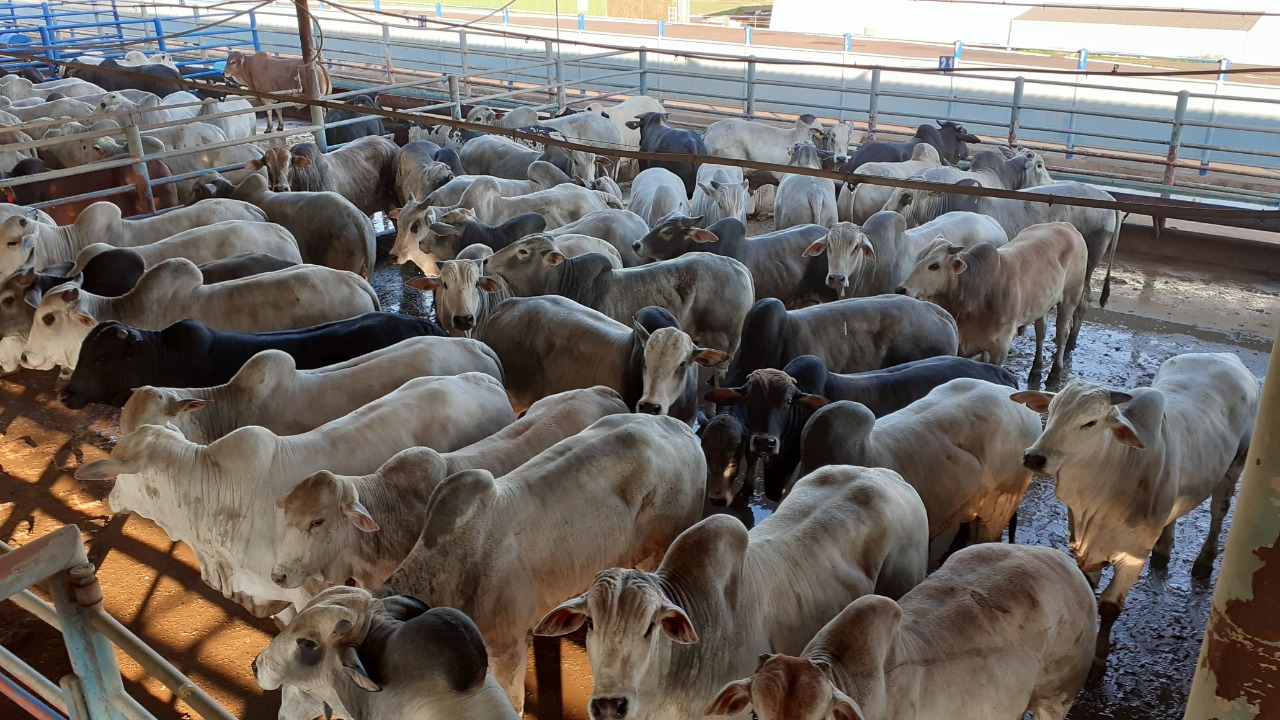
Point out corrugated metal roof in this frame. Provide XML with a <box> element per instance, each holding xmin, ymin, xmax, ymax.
<box><xmin>1014</xmin><ymin>7</ymin><xmax>1260</xmax><ymax>32</ymax></box>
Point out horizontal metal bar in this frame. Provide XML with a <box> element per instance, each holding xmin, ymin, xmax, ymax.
<box><xmin>0</xmin><ymin>646</ymin><xmax>68</xmax><ymax>715</ymax></box>
<box><xmin>28</xmin><ymin>183</ymin><xmax>135</xmax><ymax>209</ymax></box>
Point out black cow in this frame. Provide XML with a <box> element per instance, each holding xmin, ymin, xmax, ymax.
<box><xmin>424</xmin><ymin>212</ymin><xmax>546</xmax><ymax>259</ymax></box>
<box><xmin>60</xmin><ymin>313</ymin><xmax>446</xmax><ymax>409</ymax></box>
<box><xmin>67</xmin><ymin>58</ymin><xmax>183</xmax><ymax>96</ymax></box>
<box><xmin>325</xmin><ymin>94</ymin><xmax>386</xmax><ymax>146</ymax></box>
<box><xmin>1</xmin><ymin>66</ymin><xmax>43</xmax><ymax>83</ymax></box>
<box><xmin>841</xmin><ymin>120</ymin><xmax>980</xmax><ymax>171</ymax></box>
<box><xmin>78</xmin><ymin>249</ymin><xmax>297</xmax><ymax>296</ymax></box>
<box><xmin>624</xmin><ymin>112</ymin><xmax>706</xmax><ymax>197</ymax></box>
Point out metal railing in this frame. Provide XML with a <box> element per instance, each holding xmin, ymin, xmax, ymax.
<box><xmin>0</xmin><ymin>525</ymin><xmax>237</xmax><ymax>720</ymax></box>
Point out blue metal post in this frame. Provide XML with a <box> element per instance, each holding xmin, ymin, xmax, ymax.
<box><xmin>953</xmin><ymin>40</ymin><xmax>962</xmax><ymax>62</ymax></box>
<box><xmin>1218</xmin><ymin>58</ymin><xmax>1231</xmax><ymax>83</ymax></box>
<box><xmin>435</xmin><ymin>3</ymin><xmax>442</xmax><ymax>17</ymax></box>
<box><xmin>745</xmin><ymin>25</ymin><xmax>752</xmax><ymax>46</ymax></box>
<box><xmin>638</xmin><ymin>48</ymin><xmax>648</xmax><ymax>95</ymax></box>
<box><xmin>658</xmin><ymin>20</ymin><xmax>665</xmax><ymax>36</ymax></box>
<box><xmin>744</xmin><ymin>57</ymin><xmax>756</xmax><ymax>116</ymax></box>
<box><xmin>502</xmin><ymin>7</ymin><xmax>509</xmax><ymax>22</ymax></box>
<box><xmin>844</xmin><ymin>32</ymin><xmax>851</xmax><ymax>52</ymax></box>
<box><xmin>1077</xmin><ymin>48</ymin><xmax>1089</xmax><ymax>71</ymax></box>
<box><xmin>152</xmin><ymin>18</ymin><xmax>167</xmax><ymax>52</ymax></box>
<box><xmin>578</xmin><ymin>13</ymin><xmax>584</xmax><ymax>30</ymax></box>
<box><xmin>373</xmin><ymin>0</ymin><xmax>379</xmax><ymax>9</ymax></box>
<box><xmin>250</xmin><ymin>11</ymin><xmax>260</xmax><ymax>50</ymax></box>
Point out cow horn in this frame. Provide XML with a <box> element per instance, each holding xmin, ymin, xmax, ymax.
<box><xmin>946</xmin><ymin>244</ymin><xmax>964</xmax><ymax>255</ymax></box>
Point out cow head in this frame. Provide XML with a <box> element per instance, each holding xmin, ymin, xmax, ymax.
<box><xmin>802</xmin><ymin>222</ymin><xmax>874</xmax><ymax>297</ymax></box>
<box><xmin>1012</xmin><ymin>379</ymin><xmax>1145</xmax><ymax>477</ymax></box>
<box><xmin>272</xmin><ymin>471</ymin><xmax>379</xmax><ymax>589</ymax></box>
<box><xmin>252</xmin><ymin>145</ymin><xmax>294</xmax><ymax>192</ymax></box>
<box><xmin>706</xmin><ymin>653</ymin><xmax>865</xmax><ymax>720</ymax></box>
<box><xmin>624</xmin><ymin>111</ymin><xmax>669</xmax><ymax>135</ymax></box>
<box><xmin>706</xmin><ymin>369</ymin><xmax>828</xmax><ymax>483</ymax></box>
<box><xmin>788</xmin><ymin>142</ymin><xmax>821</xmax><ymax>169</ymax></box>
<box><xmin>483</xmin><ymin>235</ymin><xmax>564</xmax><ymax>296</ymax></box>
<box><xmin>0</xmin><ymin>264</ymin><xmax>39</xmax><ymax>339</ymax></box>
<box><xmin>536</xmin><ymin>565</ymin><xmax>701</xmax><ymax>720</ymax></box>
<box><xmin>22</xmin><ymin>282</ymin><xmax>95</xmax><ymax>373</ymax></box>
<box><xmin>223</xmin><ymin>51</ymin><xmax>247</xmax><ymax>85</ymax></box>
<box><xmin>387</xmin><ymin>193</ymin><xmax>434</xmax><ymax>269</ymax></box>
<box><xmin>896</xmin><ymin>237</ymin><xmax>973</xmax><ymax>301</ymax></box>
<box><xmin>0</xmin><ymin>214</ymin><xmax>38</xmax><ymax>276</ymax></box>
<box><xmin>699</xmin><ymin>413</ymin><xmax>747</xmax><ymax>507</ymax></box>
<box><xmin>697</xmin><ymin>179</ymin><xmax>750</xmax><ymax>222</ymax></box>
<box><xmin>465</xmin><ymin>105</ymin><xmax>497</xmax><ymax>125</ymax></box>
<box><xmin>57</xmin><ymin>322</ymin><xmax>148</xmax><ymax>409</ymax></box>
<box><xmin>635</xmin><ymin>322</ymin><xmax>725</xmax><ymax>416</ymax></box>
<box><xmin>632</xmin><ymin>214</ymin><xmax>712</xmax><ymax>261</ymax></box>
<box><xmin>405</xmin><ymin>258</ymin><xmax>503</xmax><ymax>337</ymax></box>
<box><xmin>938</xmin><ymin>119</ymin><xmax>981</xmax><ymax>145</ymax></box>
<box><xmin>1021</xmin><ymin>149</ymin><xmax>1053</xmax><ymax>187</ymax></box>
<box><xmin>119</xmin><ymin>386</ymin><xmax>210</xmax><ymax>436</ymax></box>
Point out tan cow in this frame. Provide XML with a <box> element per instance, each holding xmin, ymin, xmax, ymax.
<box><xmin>899</xmin><ymin>221</ymin><xmax>1086</xmax><ymax>387</ymax></box>
<box><xmin>224</xmin><ymin>50</ymin><xmax>333</xmax><ymax>132</ymax></box>
<box><xmin>706</xmin><ymin>544</ymin><xmax>1097</xmax><ymax>720</ymax></box>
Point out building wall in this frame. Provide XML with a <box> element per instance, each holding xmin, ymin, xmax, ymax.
<box><xmin>1009</xmin><ymin>21</ymin><xmax>1248</xmax><ymax>60</ymax></box>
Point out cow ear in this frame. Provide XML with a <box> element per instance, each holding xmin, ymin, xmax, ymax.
<box><xmin>658</xmin><ymin>604</ymin><xmax>698</xmax><ymax>644</ymax></box>
<box><xmin>1009</xmin><ymin>391</ymin><xmax>1052</xmax><ymax>413</ymax></box>
<box><xmin>338</xmin><ymin>646</ymin><xmax>381</xmax><ymax>693</ymax></box>
<box><xmin>1107</xmin><ymin>412</ymin><xmax>1146</xmax><ymax>449</ymax></box>
<box><xmin>802</xmin><ymin>238</ymin><xmax>828</xmax><ymax>257</ymax></box>
<box><xmin>704</xmin><ymin>679</ymin><xmax>752</xmax><ymax>716</ymax></box>
<box><xmin>246</xmin><ymin>159</ymin><xmax>264</xmax><ymax>171</ymax></box>
<box><xmin>633</xmin><ymin>318</ymin><xmax>652</xmax><ymax>345</ymax></box>
<box><xmin>387</xmin><ymin>207</ymin><xmax>401</xmax><ymax>219</ymax></box>
<box><xmin>705</xmin><ymin>387</ymin><xmax>747</xmax><ymax>405</ymax></box>
<box><xmin>544</xmin><ymin>251</ymin><xmax>567</xmax><ymax>266</ymax></box>
<box><xmin>15</xmin><ymin>265</ymin><xmax>35</xmax><ymax>288</ymax></box>
<box><xmin>624</xmin><ymin>119</ymin><xmax>641</xmax><ymax>130</ymax></box>
<box><xmin>831</xmin><ymin>689</ymin><xmax>868</xmax><ymax>720</ymax></box>
<box><xmin>75</xmin><ymin>459</ymin><xmax>127</xmax><ymax>481</ymax></box>
<box><xmin>433</xmin><ymin>260</ymin><xmax>447</xmax><ymax>272</ymax></box>
<box><xmin>291</xmin><ymin>156</ymin><xmax>312</xmax><ymax>167</ymax></box>
<box><xmin>573</xmin><ymin>176</ymin><xmax>587</xmax><ymax>186</ymax></box>
<box><xmin>690</xmin><ymin>229</ymin><xmax>718</xmax><ymax>244</ymax></box>
<box><xmin>949</xmin><ymin>257</ymin><xmax>967</xmax><ymax>274</ymax></box>
<box><xmin>858</xmin><ymin>238</ymin><xmax>877</xmax><ymax>261</ymax></box>
<box><xmin>173</xmin><ymin>398</ymin><xmax>211</xmax><ymax>414</ymax></box>
<box><xmin>697</xmin><ymin>182</ymin><xmax>715</xmax><ymax>197</ymax></box>
<box><xmin>534</xmin><ymin>594</ymin><xmax>589</xmax><ymax>637</ymax></box>
<box><xmin>73</xmin><ymin>312</ymin><xmax>97</xmax><ymax>328</ymax></box>
<box><xmin>692</xmin><ymin>347</ymin><xmax>727</xmax><ymax>367</ymax></box>
<box><xmin>477</xmin><ymin>276</ymin><xmax>504</xmax><ymax>293</ymax></box>
<box><xmin>796</xmin><ymin>393</ymin><xmax>830</xmax><ymax>410</ymax></box>
<box><xmin>428</xmin><ymin>222</ymin><xmax>461</xmax><ymax>237</ymax></box>
<box><xmin>405</xmin><ymin>276</ymin><xmax>441</xmax><ymax>292</ymax></box>
<box><xmin>1108</xmin><ymin>391</ymin><xmax>1133</xmax><ymax>405</ymax></box>
<box><xmin>343</xmin><ymin>499</ymin><xmax>380</xmax><ymax>533</ymax></box>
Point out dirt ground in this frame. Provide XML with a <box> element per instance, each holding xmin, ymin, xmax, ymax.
<box><xmin>0</xmin><ymin>227</ymin><xmax>1276</xmax><ymax>719</ymax></box>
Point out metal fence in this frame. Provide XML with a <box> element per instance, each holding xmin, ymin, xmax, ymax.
<box><xmin>0</xmin><ymin>525</ymin><xmax>236</xmax><ymax>720</ymax></box>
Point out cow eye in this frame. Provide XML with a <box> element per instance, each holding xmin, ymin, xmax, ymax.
<box><xmin>518</xmin><ymin>248</ymin><xmax>529</xmax><ymax>257</ymax></box>
<box><xmin>928</xmin><ymin>263</ymin><xmax>940</xmax><ymax>271</ymax></box>
<box><xmin>586</xmin><ymin>617</ymin><xmax>594</xmax><ymax>632</ymax></box>
<box><xmin>41</xmin><ymin>313</ymin><xmax>54</xmax><ymax>326</ymax></box>
<box><xmin>410</xmin><ymin>221</ymin><xmax>420</xmax><ymax>233</ymax></box>
<box><xmin>644</xmin><ymin>622</ymin><xmax>655</xmax><ymax>639</ymax></box>
<box><xmin>678</xmin><ymin>361</ymin><xmax>687</xmax><ymax>371</ymax></box>
<box><xmin>5</xmin><ymin>240</ymin><xmax>16</xmax><ymax>247</ymax></box>
<box><xmin>310</xmin><ymin>518</ymin><xmax>325</xmax><ymax>529</ymax></box>
<box><xmin>297</xmin><ymin>637</ymin><xmax>318</xmax><ymax>651</ymax></box>
<box><xmin>441</xmin><ymin>282</ymin><xmax>449</xmax><ymax>290</ymax></box>
<box><xmin>1</xmin><ymin>296</ymin><xmax>11</xmax><ymax>305</ymax></box>
<box><xmin>1081</xmin><ymin>420</ymin><xmax>1097</xmax><ymax>429</ymax></box>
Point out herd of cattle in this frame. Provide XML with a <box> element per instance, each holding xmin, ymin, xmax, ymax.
<box><xmin>0</xmin><ymin>50</ymin><xmax>1264</xmax><ymax>720</ymax></box>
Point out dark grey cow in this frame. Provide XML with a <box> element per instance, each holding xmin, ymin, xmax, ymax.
<box><xmin>635</xmin><ymin>216</ymin><xmax>834</xmax><ymax>306</ymax></box>
<box><xmin>722</xmin><ymin>295</ymin><xmax>958</xmax><ymax>389</ymax></box>
<box><xmin>841</xmin><ymin>121</ymin><xmax>980</xmax><ymax>171</ymax></box>
<box><xmin>257</xmin><ymin>137</ymin><xmax>400</xmax><ymax>216</ymax></box>
<box><xmin>625</xmin><ymin>112</ymin><xmax>707</xmax><ymax>196</ymax></box>
<box><xmin>458</xmin><ymin>135</ymin><xmax>550</xmax><ymax>180</ymax></box>
<box><xmin>395</xmin><ymin>140</ymin><xmax>466</xmax><ymax>204</ymax></box>
<box><xmin>912</xmin><ymin>147</ymin><xmax>1053</xmax><ymax>190</ymax></box>
<box><xmin>78</xmin><ymin>248</ymin><xmax>296</xmax><ymax>296</ymax></box>
<box><xmin>190</xmin><ymin>173</ymin><xmax>375</xmax><ymax>279</ymax></box>
<box><xmin>483</xmin><ymin>235</ymin><xmax>754</xmax><ymax>356</ymax></box>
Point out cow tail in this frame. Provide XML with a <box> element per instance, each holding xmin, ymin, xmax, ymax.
<box><xmin>361</xmin><ymin>275</ymin><xmax>380</xmax><ymax>310</ymax></box>
<box><xmin>1100</xmin><ymin>209</ymin><xmax>1123</xmax><ymax>308</ymax></box>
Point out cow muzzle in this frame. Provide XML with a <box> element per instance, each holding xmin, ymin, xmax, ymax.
<box><xmin>590</xmin><ymin>697</ymin><xmax>630</xmax><ymax>719</ymax></box>
<box><xmin>749</xmin><ymin>433</ymin><xmax>779</xmax><ymax>455</ymax></box>
<box><xmin>270</xmin><ymin>184</ymin><xmax>290</xmax><ymax>193</ymax></box>
<box><xmin>826</xmin><ymin>273</ymin><xmax>848</xmax><ymax>291</ymax></box>
<box><xmin>452</xmin><ymin>314</ymin><xmax>475</xmax><ymax>331</ymax></box>
<box><xmin>894</xmin><ymin>286</ymin><xmax>907</xmax><ymax>295</ymax></box>
<box><xmin>635</xmin><ymin>401</ymin><xmax>663</xmax><ymax>415</ymax></box>
<box><xmin>1022</xmin><ymin>451</ymin><xmax>1048</xmax><ymax>473</ymax></box>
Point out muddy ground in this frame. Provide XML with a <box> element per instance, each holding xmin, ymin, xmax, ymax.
<box><xmin>0</xmin><ymin>229</ymin><xmax>1276</xmax><ymax>719</ymax></box>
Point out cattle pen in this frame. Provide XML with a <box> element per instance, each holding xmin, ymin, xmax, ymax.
<box><xmin>0</xmin><ymin>1</ymin><xmax>1276</xmax><ymax>719</ymax></box>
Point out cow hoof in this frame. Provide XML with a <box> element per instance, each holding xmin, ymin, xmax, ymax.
<box><xmin>1087</xmin><ymin>656</ymin><xmax>1108</xmax><ymax>685</ymax></box>
<box><xmin>1191</xmin><ymin>557</ymin><xmax>1215</xmax><ymax>582</ymax></box>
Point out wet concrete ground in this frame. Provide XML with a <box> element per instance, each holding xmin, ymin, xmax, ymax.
<box><xmin>0</xmin><ymin>232</ymin><xmax>1276</xmax><ymax>719</ymax></box>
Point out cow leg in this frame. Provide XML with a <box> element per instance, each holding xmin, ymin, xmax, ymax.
<box><xmin>1093</xmin><ymin>553</ymin><xmax>1145</xmax><ymax>677</ymax></box>
<box><xmin>1193</xmin><ymin>470</ymin><xmax>1240</xmax><ymax>580</ymax></box>
<box><xmin>1048</xmin><ymin>301</ymin><xmax>1073</xmax><ymax>388</ymax></box>
<box><xmin>491</xmin><ymin>638</ymin><xmax>528</xmax><ymax>714</ymax></box>
<box><xmin>1149</xmin><ymin>521</ymin><xmax>1176</xmax><ymax>574</ymax></box>
<box><xmin>1028</xmin><ymin>317</ymin><xmax>1046</xmax><ymax>386</ymax></box>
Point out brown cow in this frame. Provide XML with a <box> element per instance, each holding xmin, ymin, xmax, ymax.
<box><xmin>2</xmin><ymin>157</ymin><xmax>178</xmax><ymax>224</ymax></box>
<box><xmin>223</xmin><ymin>51</ymin><xmax>333</xmax><ymax>132</ymax></box>
<box><xmin>252</xmin><ymin>137</ymin><xmax>398</xmax><ymax>216</ymax></box>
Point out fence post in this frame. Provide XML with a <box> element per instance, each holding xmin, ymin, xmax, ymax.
<box><xmin>124</xmin><ymin>119</ymin><xmax>157</xmax><ymax>216</ymax></box>
<box><xmin>448</xmin><ymin>74</ymin><xmax>461</xmax><ymax>120</ymax></box>
<box><xmin>435</xmin><ymin>3</ymin><xmax>442</xmax><ymax>18</ymax></box>
<box><xmin>153</xmin><ymin>18</ymin><xmax>168</xmax><ymax>52</ymax></box>
<box><xmin>953</xmin><ymin>40</ymin><xmax>963</xmax><ymax>62</ymax></box>
<box><xmin>555</xmin><ymin>51</ymin><xmax>566</xmax><ymax>109</ymax></box>
<box><xmin>744</xmin><ymin>57</ymin><xmax>756</xmax><ymax>117</ymax></box>
<box><xmin>1164</xmin><ymin>90</ymin><xmax>1189</xmax><ymax>187</ymax></box>
<box><xmin>459</xmin><ymin>28</ymin><xmax>469</xmax><ymax>87</ymax></box>
<box><xmin>502</xmin><ymin>7</ymin><xmax>509</xmax><ymax>23</ymax></box>
<box><xmin>1009</xmin><ymin>75</ymin><xmax>1024</xmax><ymax>147</ymax></box>
<box><xmin>250</xmin><ymin>11</ymin><xmax>260</xmax><ymax>50</ymax></box>
<box><xmin>638</xmin><ymin>48</ymin><xmax>648</xmax><ymax>95</ymax></box>
<box><xmin>866</xmin><ymin>68</ymin><xmax>880</xmax><ymax>140</ymax></box>
<box><xmin>382</xmin><ymin>24</ymin><xmax>394</xmax><ymax>82</ymax></box>
<box><xmin>578</xmin><ymin>13</ymin><xmax>584</xmax><ymax>30</ymax></box>
<box><xmin>844</xmin><ymin>32</ymin><xmax>851</xmax><ymax>52</ymax></box>
<box><xmin>544</xmin><ymin>39</ymin><xmax>555</xmax><ymax>101</ymax></box>
<box><xmin>745</xmin><ymin>25</ymin><xmax>752</xmax><ymax>46</ymax></box>
<box><xmin>373</xmin><ymin>0</ymin><xmax>380</xmax><ymax>9</ymax></box>
<box><xmin>1218</xmin><ymin>57</ymin><xmax>1231</xmax><ymax>83</ymax></box>
<box><xmin>1077</xmin><ymin>48</ymin><xmax>1088</xmax><ymax>71</ymax></box>
<box><xmin>658</xmin><ymin>20</ymin><xmax>665</xmax><ymax>37</ymax></box>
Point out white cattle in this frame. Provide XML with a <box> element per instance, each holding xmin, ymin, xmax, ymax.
<box><xmin>255</xmin><ymin>588</ymin><xmax>519</xmax><ymax>720</ymax></box>
<box><xmin>196</xmin><ymin>96</ymin><xmax>256</xmax><ymax>139</ymax></box>
<box><xmin>1011</xmin><ymin>352</ymin><xmax>1258</xmax><ymax>673</ymax></box>
<box><xmin>0</xmin><ymin>96</ymin><xmax>97</xmax><ymax>121</ymax></box>
<box><xmin>99</xmin><ymin>90</ymin><xmax>200</xmax><ymax>124</ymax></box>
<box><xmin>746</xmin><ymin>183</ymin><xmax>776</xmax><ymax>220</ymax></box>
<box><xmin>582</xmin><ymin>96</ymin><xmax>665</xmax><ymax>176</ymax></box>
<box><xmin>457</xmin><ymin>134</ymin><xmax>549</xmax><ymax>179</ymax></box>
<box><xmin>75</xmin><ymin>373</ymin><xmax>514</xmax><ymax>617</ymax></box>
<box><xmin>537</xmin><ymin>111</ymin><xmax>623</xmax><ymax>154</ymax></box>
<box><xmin>900</xmin><ymin>222</ymin><xmax>1087</xmax><ymax>385</ymax></box>
<box><xmin>456</xmin><ymin>175</ymin><xmax>621</xmax><ymax>227</ymax></box>
<box><xmin>690</xmin><ymin>164</ymin><xmax>749</xmax><ymax>228</ymax></box>
<box><xmin>0</xmin><ymin>76</ymin><xmax>102</xmax><ymax>100</ymax></box>
<box><xmin>535</xmin><ymin>465</ymin><xmax>929</xmax><ymax>720</ymax></box>
<box><xmin>775</xmin><ymin>143</ymin><xmax>837</xmax><ymax>230</ymax></box>
<box><xmin>802</xmin><ymin>210</ymin><xmax>1008</xmax><ymax>297</ymax></box>
<box><xmin>706</xmin><ymin>544</ymin><xmax>1097</xmax><ymax>720</ymax></box>
<box><xmin>628</xmin><ymin>167</ymin><xmax>691</xmax><ymax>229</ymax></box>
<box><xmin>22</xmin><ymin>260</ymin><xmax>379</xmax><ymax>372</ymax></box>
<box><xmin>423</xmin><ymin>161</ymin><xmax>572</xmax><ymax>207</ymax></box>
<box><xmin>95</xmin><ymin>130</ymin><xmax>264</xmax><ymax>203</ymax></box>
<box><xmin>378</xmin><ymin>413</ymin><xmax>706</xmax><ymax>710</ymax></box>
<box><xmin>840</xmin><ymin>142</ymin><xmax>943</xmax><ymax>223</ymax></box>
<box><xmin>120</xmin><ymin>337</ymin><xmax>503</xmax><ymax>443</ymax></box>
<box><xmin>0</xmin><ymin>199</ymin><xmax>267</xmax><ymax>275</ymax></box>
<box><xmin>271</xmin><ymin>387</ymin><xmax>629</xmax><ymax>590</ymax></box>
<box><xmin>801</xmin><ymin>378</ymin><xmax>1042</xmax><ymax>542</ymax></box>
<box><xmin>703</xmin><ymin>114</ymin><xmax>825</xmax><ymax>169</ymax></box>
<box><xmin>72</xmin><ymin>220</ymin><xmax>301</xmax><ymax>276</ymax></box>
